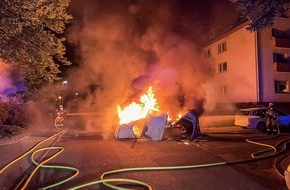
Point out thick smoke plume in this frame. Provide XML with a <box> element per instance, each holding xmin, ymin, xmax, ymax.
<box><xmin>65</xmin><ymin>0</ymin><xmax>228</xmax><ymax>136</ymax></box>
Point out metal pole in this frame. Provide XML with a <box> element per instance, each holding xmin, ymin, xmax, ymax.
<box><xmin>61</xmin><ymin>85</ymin><xmax>63</xmax><ymax>105</ymax></box>
<box><xmin>61</xmin><ymin>80</ymin><xmax>68</xmax><ymax>106</ymax></box>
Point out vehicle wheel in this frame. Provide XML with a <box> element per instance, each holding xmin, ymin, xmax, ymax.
<box><xmin>257</xmin><ymin>122</ymin><xmax>266</xmax><ymax>132</ymax></box>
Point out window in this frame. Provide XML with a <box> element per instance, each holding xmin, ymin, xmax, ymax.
<box><xmin>252</xmin><ymin>109</ymin><xmax>267</xmax><ymax>117</ymax></box>
<box><xmin>272</xmin><ymin>29</ymin><xmax>287</xmax><ymax>39</ymax></box>
<box><xmin>236</xmin><ymin>110</ymin><xmax>250</xmax><ymax>116</ymax></box>
<box><xmin>273</xmin><ymin>53</ymin><xmax>287</xmax><ymax>63</ymax></box>
<box><xmin>218</xmin><ymin>62</ymin><xmax>227</xmax><ymax>73</ymax></box>
<box><xmin>218</xmin><ymin>41</ymin><xmax>227</xmax><ymax>54</ymax></box>
<box><xmin>219</xmin><ymin>85</ymin><xmax>228</xmax><ymax>95</ymax></box>
<box><xmin>205</xmin><ymin>49</ymin><xmax>211</xmax><ymax>59</ymax></box>
<box><xmin>275</xmin><ymin>80</ymin><xmax>289</xmax><ymax>93</ymax></box>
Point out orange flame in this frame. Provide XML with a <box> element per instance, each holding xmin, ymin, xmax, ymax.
<box><xmin>167</xmin><ymin>112</ymin><xmax>183</xmax><ymax>122</ymax></box>
<box><xmin>117</xmin><ymin>86</ymin><xmax>160</xmax><ymax>125</ymax></box>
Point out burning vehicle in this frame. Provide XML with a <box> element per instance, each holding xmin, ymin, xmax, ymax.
<box><xmin>116</xmin><ymin>86</ymin><xmax>201</xmax><ymax>141</ymax></box>
<box><xmin>173</xmin><ymin>109</ymin><xmax>201</xmax><ymax>140</ymax></box>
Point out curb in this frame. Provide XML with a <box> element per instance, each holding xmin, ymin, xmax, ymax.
<box><xmin>0</xmin><ymin>133</ymin><xmax>28</xmax><ymax>146</ymax></box>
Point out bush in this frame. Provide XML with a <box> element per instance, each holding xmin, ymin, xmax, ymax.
<box><xmin>0</xmin><ymin>100</ymin><xmax>38</xmax><ymax>128</ymax></box>
<box><xmin>0</xmin><ymin>101</ymin><xmax>13</xmax><ymax>124</ymax></box>
<box><xmin>0</xmin><ymin>124</ymin><xmax>23</xmax><ymax>138</ymax></box>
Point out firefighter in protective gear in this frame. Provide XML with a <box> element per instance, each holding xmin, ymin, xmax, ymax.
<box><xmin>55</xmin><ymin>105</ymin><xmax>67</xmax><ymax>128</ymax></box>
<box><xmin>266</xmin><ymin>103</ymin><xmax>278</xmax><ymax>135</ymax></box>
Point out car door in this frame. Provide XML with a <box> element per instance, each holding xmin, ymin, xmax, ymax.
<box><xmin>251</xmin><ymin>109</ymin><xmax>265</xmax><ymax>128</ymax></box>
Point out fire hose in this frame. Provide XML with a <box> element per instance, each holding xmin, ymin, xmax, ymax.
<box><xmin>1</xmin><ymin>125</ymin><xmax>289</xmax><ymax>190</ymax></box>
<box><xmin>70</xmin><ymin>126</ymin><xmax>290</xmax><ymax>190</ymax></box>
<box><xmin>0</xmin><ymin>130</ymin><xmax>66</xmax><ymax>175</ymax></box>
<box><xmin>0</xmin><ymin>129</ymin><xmax>79</xmax><ymax>190</ymax></box>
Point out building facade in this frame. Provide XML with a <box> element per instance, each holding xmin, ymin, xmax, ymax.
<box><xmin>203</xmin><ymin>17</ymin><xmax>290</xmax><ymax>104</ymax></box>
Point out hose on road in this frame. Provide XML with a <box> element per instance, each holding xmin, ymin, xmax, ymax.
<box><xmin>1</xmin><ymin>126</ymin><xmax>289</xmax><ymax>190</ymax></box>
<box><xmin>0</xmin><ymin>130</ymin><xmax>65</xmax><ymax>175</ymax></box>
<box><xmin>0</xmin><ymin>129</ymin><xmax>79</xmax><ymax>190</ymax></box>
<box><xmin>70</xmin><ymin>126</ymin><xmax>290</xmax><ymax>190</ymax></box>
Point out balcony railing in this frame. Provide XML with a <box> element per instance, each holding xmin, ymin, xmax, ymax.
<box><xmin>273</xmin><ymin>62</ymin><xmax>290</xmax><ymax>72</ymax></box>
<box><xmin>272</xmin><ymin>37</ymin><xmax>290</xmax><ymax>48</ymax></box>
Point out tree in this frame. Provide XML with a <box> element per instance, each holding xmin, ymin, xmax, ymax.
<box><xmin>0</xmin><ymin>0</ymin><xmax>72</xmax><ymax>90</ymax></box>
<box><xmin>229</xmin><ymin>0</ymin><xmax>290</xmax><ymax>31</ymax></box>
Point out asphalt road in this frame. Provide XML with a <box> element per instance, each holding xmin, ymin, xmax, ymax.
<box><xmin>0</xmin><ymin>120</ymin><xmax>289</xmax><ymax>190</ymax></box>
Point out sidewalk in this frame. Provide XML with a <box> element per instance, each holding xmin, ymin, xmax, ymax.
<box><xmin>0</xmin><ymin>130</ymin><xmax>27</xmax><ymax>146</ymax></box>
<box><xmin>199</xmin><ymin>115</ymin><xmax>235</xmax><ymax>127</ymax></box>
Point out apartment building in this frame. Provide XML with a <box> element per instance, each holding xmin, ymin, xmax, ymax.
<box><xmin>202</xmin><ymin>17</ymin><xmax>290</xmax><ymax>104</ymax></box>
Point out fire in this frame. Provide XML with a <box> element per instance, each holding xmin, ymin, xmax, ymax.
<box><xmin>168</xmin><ymin>112</ymin><xmax>182</xmax><ymax>121</ymax></box>
<box><xmin>117</xmin><ymin>86</ymin><xmax>160</xmax><ymax>125</ymax></box>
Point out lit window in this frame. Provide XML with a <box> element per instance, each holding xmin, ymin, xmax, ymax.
<box><xmin>218</xmin><ymin>41</ymin><xmax>227</xmax><ymax>54</ymax></box>
<box><xmin>205</xmin><ymin>49</ymin><xmax>211</xmax><ymax>59</ymax></box>
<box><xmin>218</xmin><ymin>62</ymin><xmax>227</xmax><ymax>73</ymax></box>
<box><xmin>219</xmin><ymin>85</ymin><xmax>228</xmax><ymax>95</ymax></box>
<box><xmin>275</xmin><ymin>80</ymin><xmax>289</xmax><ymax>93</ymax></box>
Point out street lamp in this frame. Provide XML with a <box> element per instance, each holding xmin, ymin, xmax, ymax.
<box><xmin>61</xmin><ymin>80</ymin><xmax>68</xmax><ymax>106</ymax></box>
<box><xmin>58</xmin><ymin>96</ymin><xmax>62</xmax><ymax>106</ymax></box>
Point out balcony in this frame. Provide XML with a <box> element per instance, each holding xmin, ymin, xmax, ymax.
<box><xmin>272</xmin><ymin>37</ymin><xmax>290</xmax><ymax>48</ymax></box>
<box><xmin>273</xmin><ymin>62</ymin><xmax>290</xmax><ymax>72</ymax></box>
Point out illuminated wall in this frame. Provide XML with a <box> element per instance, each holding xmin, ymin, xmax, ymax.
<box><xmin>257</xmin><ymin>16</ymin><xmax>290</xmax><ymax>102</ymax></box>
<box><xmin>203</xmin><ymin>15</ymin><xmax>290</xmax><ymax>104</ymax></box>
<box><xmin>203</xmin><ymin>22</ymin><xmax>259</xmax><ymax>103</ymax></box>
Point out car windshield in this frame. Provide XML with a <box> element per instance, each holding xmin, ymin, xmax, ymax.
<box><xmin>236</xmin><ymin>110</ymin><xmax>250</xmax><ymax>116</ymax></box>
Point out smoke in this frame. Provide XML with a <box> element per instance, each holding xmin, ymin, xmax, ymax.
<box><xmin>137</xmin><ymin>25</ymin><xmax>212</xmax><ymax>115</ymax></box>
<box><xmin>65</xmin><ymin>0</ymin><xmax>221</xmax><ymax>136</ymax></box>
<box><xmin>0</xmin><ymin>75</ymin><xmax>15</xmax><ymax>98</ymax></box>
<box><xmin>0</xmin><ymin>61</ymin><xmax>26</xmax><ymax>100</ymax></box>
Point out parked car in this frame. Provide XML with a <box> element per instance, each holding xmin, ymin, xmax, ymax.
<box><xmin>234</xmin><ymin>107</ymin><xmax>290</xmax><ymax>131</ymax></box>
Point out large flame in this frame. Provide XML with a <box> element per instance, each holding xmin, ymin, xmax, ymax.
<box><xmin>117</xmin><ymin>86</ymin><xmax>160</xmax><ymax>125</ymax></box>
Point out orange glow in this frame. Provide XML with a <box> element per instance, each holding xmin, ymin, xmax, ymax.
<box><xmin>167</xmin><ymin>113</ymin><xmax>172</xmax><ymax>121</ymax></box>
<box><xmin>117</xmin><ymin>86</ymin><xmax>160</xmax><ymax>125</ymax></box>
<box><xmin>167</xmin><ymin>112</ymin><xmax>183</xmax><ymax>122</ymax></box>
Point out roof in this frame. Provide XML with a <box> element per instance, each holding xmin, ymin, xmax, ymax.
<box><xmin>201</xmin><ymin>20</ymin><xmax>252</xmax><ymax>48</ymax></box>
<box><xmin>238</xmin><ymin>107</ymin><xmax>268</xmax><ymax>111</ymax></box>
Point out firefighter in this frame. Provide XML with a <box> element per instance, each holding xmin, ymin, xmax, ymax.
<box><xmin>266</xmin><ymin>102</ymin><xmax>278</xmax><ymax>135</ymax></box>
<box><xmin>55</xmin><ymin>105</ymin><xmax>67</xmax><ymax>127</ymax></box>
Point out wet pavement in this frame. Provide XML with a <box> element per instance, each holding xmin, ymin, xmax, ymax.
<box><xmin>0</xmin><ymin>124</ymin><xmax>289</xmax><ymax>190</ymax></box>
